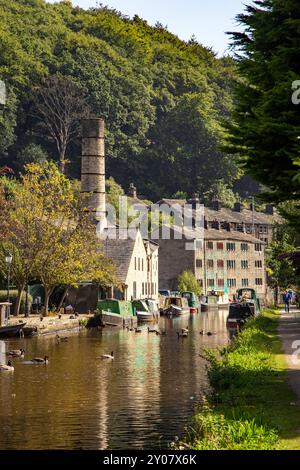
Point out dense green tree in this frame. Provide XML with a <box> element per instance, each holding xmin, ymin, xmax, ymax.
<box><xmin>177</xmin><ymin>270</ymin><xmax>202</xmax><ymax>296</ymax></box>
<box><xmin>227</xmin><ymin>0</ymin><xmax>300</xmax><ymax>225</ymax></box>
<box><xmin>0</xmin><ymin>0</ymin><xmax>238</xmax><ymax>199</ymax></box>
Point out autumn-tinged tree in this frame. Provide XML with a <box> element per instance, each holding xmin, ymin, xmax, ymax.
<box><xmin>0</xmin><ymin>162</ymin><xmax>117</xmax><ymax>315</ymax></box>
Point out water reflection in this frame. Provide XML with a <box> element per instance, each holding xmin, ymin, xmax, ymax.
<box><xmin>0</xmin><ymin>310</ymin><xmax>229</xmax><ymax>449</ymax></box>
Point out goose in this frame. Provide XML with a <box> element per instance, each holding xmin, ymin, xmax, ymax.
<box><xmin>148</xmin><ymin>327</ymin><xmax>158</xmax><ymax>334</ymax></box>
<box><xmin>56</xmin><ymin>335</ymin><xmax>68</xmax><ymax>342</ymax></box>
<box><xmin>7</xmin><ymin>348</ymin><xmax>25</xmax><ymax>358</ymax></box>
<box><xmin>101</xmin><ymin>352</ymin><xmax>114</xmax><ymax>360</ymax></box>
<box><xmin>31</xmin><ymin>356</ymin><xmax>49</xmax><ymax>364</ymax></box>
<box><xmin>177</xmin><ymin>331</ymin><xmax>188</xmax><ymax>338</ymax></box>
<box><xmin>0</xmin><ymin>361</ymin><xmax>14</xmax><ymax>372</ymax></box>
<box><xmin>181</xmin><ymin>326</ymin><xmax>189</xmax><ymax>334</ymax></box>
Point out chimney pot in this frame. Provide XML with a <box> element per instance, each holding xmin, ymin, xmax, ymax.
<box><xmin>211</xmin><ymin>199</ymin><xmax>221</xmax><ymax>211</ymax></box>
<box><xmin>128</xmin><ymin>183</ymin><xmax>137</xmax><ymax>199</ymax></box>
<box><xmin>234</xmin><ymin>202</ymin><xmax>242</xmax><ymax>212</ymax></box>
<box><xmin>265</xmin><ymin>204</ymin><xmax>274</xmax><ymax>215</ymax></box>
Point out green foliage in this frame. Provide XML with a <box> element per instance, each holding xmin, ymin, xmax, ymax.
<box><xmin>177</xmin><ymin>270</ymin><xmax>202</xmax><ymax>296</ymax></box>
<box><xmin>177</xmin><ymin>310</ymin><xmax>300</xmax><ymax>450</ymax></box>
<box><xmin>0</xmin><ymin>0</ymin><xmax>238</xmax><ymax>200</ymax></box>
<box><xmin>226</xmin><ymin>0</ymin><xmax>300</xmax><ymax>227</ymax></box>
<box><xmin>266</xmin><ymin>224</ymin><xmax>300</xmax><ymax>289</ymax></box>
<box><xmin>203</xmin><ymin>180</ymin><xmax>237</xmax><ymax>208</ymax></box>
<box><xmin>16</xmin><ymin>143</ymin><xmax>48</xmax><ymax>168</ymax></box>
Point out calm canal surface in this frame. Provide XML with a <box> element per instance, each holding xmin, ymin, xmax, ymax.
<box><xmin>0</xmin><ymin>310</ymin><xmax>229</xmax><ymax>450</ymax></box>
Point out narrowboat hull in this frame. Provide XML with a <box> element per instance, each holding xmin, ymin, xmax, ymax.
<box><xmin>94</xmin><ymin>311</ymin><xmax>137</xmax><ymax>328</ymax></box>
<box><xmin>0</xmin><ymin>323</ymin><xmax>26</xmax><ymax>338</ymax></box>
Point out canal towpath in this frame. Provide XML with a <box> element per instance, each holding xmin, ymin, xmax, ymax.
<box><xmin>278</xmin><ymin>306</ymin><xmax>300</xmax><ymax>405</ymax></box>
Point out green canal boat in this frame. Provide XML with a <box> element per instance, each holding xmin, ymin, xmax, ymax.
<box><xmin>89</xmin><ymin>299</ymin><xmax>137</xmax><ymax>328</ymax></box>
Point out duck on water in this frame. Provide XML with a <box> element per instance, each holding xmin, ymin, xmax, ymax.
<box><xmin>0</xmin><ymin>360</ymin><xmax>14</xmax><ymax>371</ymax></box>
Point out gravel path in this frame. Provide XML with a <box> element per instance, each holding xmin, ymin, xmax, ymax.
<box><xmin>278</xmin><ymin>306</ymin><xmax>300</xmax><ymax>405</ymax></box>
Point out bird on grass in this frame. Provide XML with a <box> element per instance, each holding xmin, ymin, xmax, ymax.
<box><xmin>181</xmin><ymin>326</ymin><xmax>189</xmax><ymax>334</ymax></box>
<box><xmin>135</xmin><ymin>328</ymin><xmax>142</xmax><ymax>333</ymax></box>
<box><xmin>101</xmin><ymin>352</ymin><xmax>114</xmax><ymax>360</ymax></box>
<box><xmin>7</xmin><ymin>348</ymin><xmax>25</xmax><ymax>358</ymax></box>
<box><xmin>0</xmin><ymin>360</ymin><xmax>14</xmax><ymax>372</ymax></box>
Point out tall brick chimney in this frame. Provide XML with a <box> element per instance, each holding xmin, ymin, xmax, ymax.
<box><xmin>81</xmin><ymin>118</ymin><xmax>107</xmax><ymax>228</ymax></box>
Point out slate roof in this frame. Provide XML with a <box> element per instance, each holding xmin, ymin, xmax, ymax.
<box><xmin>102</xmin><ymin>233</ymin><xmax>137</xmax><ymax>283</ymax></box>
<box><xmin>170</xmin><ymin>226</ymin><xmax>266</xmax><ymax>244</ymax></box>
<box><xmin>157</xmin><ymin>199</ymin><xmax>279</xmax><ymax>225</ymax></box>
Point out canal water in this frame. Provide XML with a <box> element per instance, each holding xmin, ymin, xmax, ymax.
<box><xmin>0</xmin><ymin>310</ymin><xmax>229</xmax><ymax>450</ymax></box>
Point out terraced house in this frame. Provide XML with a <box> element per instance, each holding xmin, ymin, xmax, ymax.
<box><xmin>158</xmin><ymin>227</ymin><xmax>266</xmax><ymax>301</ymax></box>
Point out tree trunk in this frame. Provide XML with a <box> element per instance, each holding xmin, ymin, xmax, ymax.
<box><xmin>14</xmin><ymin>283</ymin><xmax>25</xmax><ymax>316</ymax></box>
<box><xmin>57</xmin><ymin>286</ymin><xmax>70</xmax><ymax>311</ymax></box>
<box><xmin>43</xmin><ymin>286</ymin><xmax>54</xmax><ymax>316</ymax></box>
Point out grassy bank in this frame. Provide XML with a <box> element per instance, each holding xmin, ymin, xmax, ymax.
<box><xmin>178</xmin><ymin>309</ymin><xmax>300</xmax><ymax>450</ymax></box>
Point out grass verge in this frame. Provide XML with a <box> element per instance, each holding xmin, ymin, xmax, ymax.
<box><xmin>176</xmin><ymin>309</ymin><xmax>300</xmax><ymax>450</ymax></box>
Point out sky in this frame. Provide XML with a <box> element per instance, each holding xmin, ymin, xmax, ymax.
<box><xmin>47</xmin><ymin>0</ymin><xmax>247</xmax><ymax>56</ymax></box>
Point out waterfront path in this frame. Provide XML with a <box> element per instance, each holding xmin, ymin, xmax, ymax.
<box><xmin>278</xmin><ymin>306</ymin><xmax>300</xmax><ymax>404</ymax></box>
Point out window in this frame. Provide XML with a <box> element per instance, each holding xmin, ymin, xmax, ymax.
<box><xmin>142</xmin><ymin>283</ymin><xmax>144</xmax><ymax>296</ymax></box>
<box><xmin>241</xmin><ymin>260</ymin><xmax>249</xmax><ymax>269</ymax></box>
<box><xmin>198</xmin><ymin>279</ymin><xmax>203</xmax><ymax>287</ymax></box>
<box><xmin>142</xmin><ymin>259</ymin><xmax>144</xmax><ymax>271</ymax></box>
<box><xmin>255</xmin><ymin>278</ymin><xmax>263</xmax><ymax>286</ymax></box>
<box><xmin>226</xmin><ymin>242</ymin><xmax>236</xmax><ymax>251</ymax></box>
<box><xmin>217</xmin><ymin>279</ymin><xmax>224</xmax><ymax>287</ymax></box>
<box><xmin>196</xmin><ymin>259</ymin><xmax>203</xmax><ymax>269</ymax></box>
<box><xmin>134</xmin><ymin>257</ymin><xmax>137</xmax><ymax>270</ymax></box>
<box><xmin>206</xmin><ymin>241</ymin><xmax>214</xmax><ymax>250</ymax></box>
<box><xmin>138</xmin><ymin>258</ymin><xmax>140</xmax><ymax>271</ymax></box>
<box><xmin>145</xmin><ymin>283</ymin><xmax>147</xmax><ymax>295</ymax></box>
<box><xmin>207</xmin><ymin>279</ymin><xmax>214</xmax><ymax>287</ymax></box>
<box><xmin>207</xmin><ymin>259</ymin><xmax>214</xmax><ymax>269</ymax></box>
<box><xmin>133</xmin><ymin>282</ymin><xmax>137</xmax><ymax>298</ymax></box>
<box><xmin>227</xmin><ymin>260</ymin><xmax>236</xmax><ymax>270</ymax></box>
<box><xmin>217</xmin><ymin>260</ymin><xmax>224</xmax><ymax>268</ymax></box>
<box><xmin>242</xmin><ymin>279</ymin><xmax>249</xmax><ymax>287</ymax></box>
<box><xmin>241</xmin><ymin>243</ymin><xmax>248</xmax><ymax>252</ymax></box>
<box><xmin>255</xmin><ymin>243</ymin><xmax>262</xmax><ymax>252</ymax></box>
<box><xmin>255</xmin><ymin>260</ymin><xmax>263</xmax><ymax>268</ymax></box>
<box><xmin>227</xmin><ymin>279</ymin><xmax>237</xmax><ymax>288</ymax></box>
<box><xmin>217</xmin><ymin>242</ymin><xmax>224</xmax><ymax>250</ymax></box>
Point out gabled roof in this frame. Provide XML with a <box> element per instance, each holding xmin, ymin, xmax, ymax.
<box><xmin>102</xmin><ymin>229</ymin><xmax>139</xmax><ymax>283</ymax></box>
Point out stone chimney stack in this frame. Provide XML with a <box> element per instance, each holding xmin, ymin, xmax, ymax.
<box><xmin>234</xmin><ymin>202</ymin><xmax>242</xmax><ymax>212</ymax></box>
<box><xmin>81</xmin><ymin>118</ymin><xmax>107</xmax><ymax>227</ymax></box>
<box><xmin>265</xmin><ymin>204</ymin><xmax>274</xmax><ymax>215</ymax></box>
<box><xmin>128</xmin><ymin>183</ymin><xmax>137</xmax><ymax>199</ymax></box>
